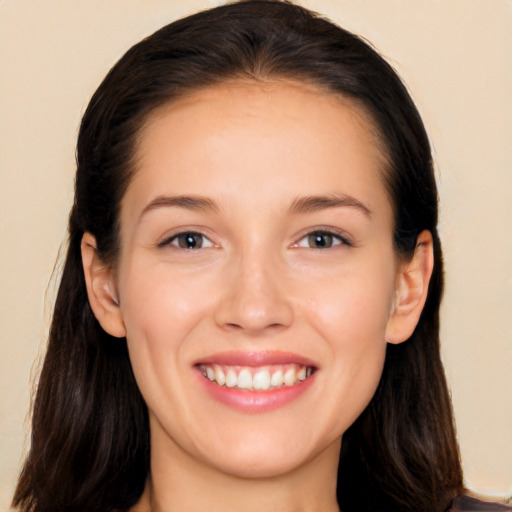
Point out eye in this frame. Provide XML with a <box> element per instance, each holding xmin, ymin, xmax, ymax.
<box><xmin>295</xmin><ymin>230</ymin><xmax>350</xmax><ymax>249</ymax></box>
<box><xmin>162</xmin><ymin>231</ymin><xmax>215</xmax><ymax>250</ymax></box>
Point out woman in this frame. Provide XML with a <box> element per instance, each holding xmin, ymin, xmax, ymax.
<box><xmin>11</xmin><ymin>1</ymin><xmax>511</xmax><ymax>511</ymax></box>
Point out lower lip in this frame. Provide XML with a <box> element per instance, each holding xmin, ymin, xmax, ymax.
<box><xmin>196</xmin><ymin>370</ymin><xmax>316</xmax><ymax>413</ymax></box>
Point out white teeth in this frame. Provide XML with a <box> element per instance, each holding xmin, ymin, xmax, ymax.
<box><xmin>283</xmin><ymin>368</ymin><xmax>296</xmax><ymax>386</ymax></box>
<box><xmin>237</xmin><ymin>369</ymin><xmax>253</xmax><ymax>389</ymax></box>
<box><xmin>225</xmin><ymin>368</ymin><xmax>237</xmax><ymax>388</ymax></box>
<box><xmin>253</xmin><ymin>370</ymin><xmax>271</xmax><ymax>390</ymax></box>
<box><xmin>214</xmin><ymin>365</ymin><xmax>226</xmax><ymax>386</ymax></box>
<box><xmin>201</xmin><ymin>364</ymin><xmax>313</xmax><ymax>391</ymax></box>
<box><xmin>270</xmin><ymin>369</ymin><xmax>284</xmax><ymax>387</ymax></box>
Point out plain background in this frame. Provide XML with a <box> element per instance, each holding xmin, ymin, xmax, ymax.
<box><xmin>0</xmin><ymin>0</ymin><xmax>511</xmax><ymax>509</ymax></box>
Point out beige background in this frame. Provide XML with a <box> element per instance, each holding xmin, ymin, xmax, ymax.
<box><xmin>1</xmin><ymin>0</ymin><xmax>511</xmax><ymax>509</ymax></box>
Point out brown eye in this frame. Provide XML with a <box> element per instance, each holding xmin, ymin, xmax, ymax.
<box><xmin>166</xmin><ymin>232</ymin><xmax>214</xmax><ymax>250</ymax></box>
<box><xmin>176</xmin><ymin>233</ymin><xmax>204</xmax><ymax>249</ymax></box>
<box><xmin>307</xmin><ymin>232</ymin><xmax>334</xmax><ymax>249</ymax></box>
<box><xmin>295</xmin><ymin>230</ymin><xmax>351</xmax><ymax>249</ymax></box>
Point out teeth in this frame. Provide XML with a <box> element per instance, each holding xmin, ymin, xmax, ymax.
<box><xmin>200</xmin><ymin>364</ymin><xmax>313</xmax><ymax>391</ymax></box>
<box><xmin>283</xmin><ymin>368</ymin><xmax>296</xmax><ymax>386</ymax></box>
<box><xmin>237</xmin><ymin>369</ymin><xmax>253</xmax><ymax>389</ymax></box>
<box><xmin>253</xmin><ymin>370</ymin><xmax>271</xmax><ymax>390</ymax></box>
<box><xmin>214</xmin><ymin>365</ymin><xmax>226</xmax><ymax>386</ymax></box>
<box><xmin>270</xmin><ymin>369</ymin><xmax>284</xmax><ymax>387</ymax></box>
<box><xmin>225</xmin><ymin>368</ymin><xmax>237</xmax><ymax>388</ymax></box>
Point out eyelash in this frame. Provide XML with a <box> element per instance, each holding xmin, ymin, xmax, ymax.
<box><xmin>158</xmin><ymin>231</ymin><xmax>215</xmax><ymax>250</ymax></box>
<box><xmin>294</xmin><ymin>230</ymin><xmax>352</xmax><ymax>249</ymax></box>
<box><xmin>158</xmin><ymin>229</ymin><xmax>352</xmax><ymax>251</ymax></box>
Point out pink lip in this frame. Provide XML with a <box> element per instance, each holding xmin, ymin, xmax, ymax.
<box><xmin>193</xmin><ymin>351</ymin><xmax>318</xmax><ymax>413</ymax></box>
<box><xmin>193</xmin><ymin>350</ymin><xmax>317</xmax><ymax>368</ymax></box>
<box><xmin>196</xmin><ymin>371</ymin><xmax>316</xmax><ymax>413</ymax></box>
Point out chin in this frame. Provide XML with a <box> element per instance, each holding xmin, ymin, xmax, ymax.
<box><xmin>208</xmin><ymin>450</ymin><xmax>313</xmax><ymax>480</ymax></box>
<box><xmin>194</xmin><ymin>426</ymin><xmax>340</xmax><ymax>480</ymax></box>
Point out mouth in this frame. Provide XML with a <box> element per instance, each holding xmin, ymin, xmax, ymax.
<box><xmin>197</xmin><ymin>363</ymin><xmax>315</xmax><ymax>391</ymax></box>
<box><xmin>193</xmin><ymin>351</ymin><xmax>318</xmax><ymax>412</ymax></box>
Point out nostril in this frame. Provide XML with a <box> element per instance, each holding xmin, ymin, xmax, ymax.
<box><xmin>221</xmin><ymin>322</ymin><xmax>288</xmax><ymax>334</ymax></box>
<box><xmin>214</xmin><ymin>286</ymin><xmax>294</xmax><ymax>333</ymax></box>
<box><xmin>225</xmin><ymin>323</ymin><xmax>242</xmax><ymax>331</ymax></box>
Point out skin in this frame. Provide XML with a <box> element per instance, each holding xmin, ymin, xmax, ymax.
<box><xmin>82</xmin><ymin>80</ymin><xmax>433</xmax><ymax>512</ymax></box>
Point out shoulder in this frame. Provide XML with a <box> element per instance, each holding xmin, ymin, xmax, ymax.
<box><xmin>452</xmin><ymin>495</ymin><xmax>512</xmax><ymax>511</ymax></box>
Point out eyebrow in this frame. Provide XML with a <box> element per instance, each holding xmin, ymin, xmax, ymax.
<box><xmin>138</xmin><ymin>194</ymin><xmax>220</xmax><ymax>222</ymax></box>
<box><xmin>289</xmin><ymin>194</ymin><xmax>372</xmax><ymax>216</ymax></box>
<box><xmin>138</xmin><ymin>192</ymin><xmax>371</xmax><ymax>223</ymax></box>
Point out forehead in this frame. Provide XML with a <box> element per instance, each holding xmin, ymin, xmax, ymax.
<box><xmin>124</xmin><ymin>80</ymin><xmax>390</xmax><ymax>221</ymax></box>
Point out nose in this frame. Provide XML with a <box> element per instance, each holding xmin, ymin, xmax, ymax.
<box><xmin>214</xmin><ymin>251</ymin><xmax>294</xmax><ymax>335</ymax></box>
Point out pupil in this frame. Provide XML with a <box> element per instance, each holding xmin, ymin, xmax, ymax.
<box><xmin>180</xmin><ymin>233</ymin><xmax>202</xmax><ymax>249</ymax></box>
<box><xmin>309</xmin><ymin>233</ymin><xmax>332</xmax><ymax>248</ymax></box>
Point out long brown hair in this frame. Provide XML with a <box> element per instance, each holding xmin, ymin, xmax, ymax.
<box><xmin>13</xmin><ymin>2</ymin><xmax>463</xmax><ymax>511</ymax></box>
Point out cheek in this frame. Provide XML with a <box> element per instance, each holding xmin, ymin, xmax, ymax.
<box><xmin>307</xmin><ymin>261</ymin><xmax>395</xmax><ymax>344</ymax></box>
<box><xmin>315</xmin><ymin>275</ymin><xmax>391</xmax><ymax>371</ymax></box>
<box><xmin>118</xmin><ymin>264</ymin><xmax>216</xmax><ymax>397</ymax></box>
<box><xmin>120</xmin><ymin>262</ymin><xmax>215</xmax><ymax>337</ymax></box>
<box><xmin>303</xmin><ymin>263</ymin><xmax>395</xmax><ymax>428</ymax></box>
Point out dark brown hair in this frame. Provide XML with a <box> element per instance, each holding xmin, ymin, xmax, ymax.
<box><xmin>13</xmin><ymin>2</ymin><xmax>463</xmax><ymax>511</ymax></box>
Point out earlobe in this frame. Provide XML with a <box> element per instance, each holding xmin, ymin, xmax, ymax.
<box><xmin>385</xmin><ymin>230</ymin><xmax>434</xmax><ymax>344</ymax></box>
<box><xmin>81</xmin><ymin>233</ymin><xmax>126</xmax><ymax>338</ymax></box>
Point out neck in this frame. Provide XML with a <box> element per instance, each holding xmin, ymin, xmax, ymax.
<box><xmin>135</xmin><ymin>421</ymin><xmax>341</xmax><ymax>512</ymax></box>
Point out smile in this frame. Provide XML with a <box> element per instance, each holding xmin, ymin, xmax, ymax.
<box><xmin>198</xmin><ymin>363</ymin><xmax>314</xmax><ymax>391</ymax></box>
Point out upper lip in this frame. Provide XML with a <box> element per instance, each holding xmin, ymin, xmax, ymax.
<box><xmin>193</xmin><ymin>350</ymin><xmax>317</xmax><ymax>368</ymax></box>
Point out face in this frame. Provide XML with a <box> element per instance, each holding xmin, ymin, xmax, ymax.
<box><xmin>114</xmin><ymin>80</ymin><xmax>400</xmax><ymax>479</ymax></box>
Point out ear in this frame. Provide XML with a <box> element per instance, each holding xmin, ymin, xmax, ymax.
<box><xmin>81</xmin><ymin>232</ymin><xmax>126</xmax><ymax>338</ymax></box>
<box><xmin>385</xmin><ymin>230</ymin><xmax>434</xmax><ymax>344</ymax></box>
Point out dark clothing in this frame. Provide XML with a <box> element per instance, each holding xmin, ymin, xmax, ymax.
<box><xmin>452</xmin><ymin>495</ymin><xmax>512</xmax><ymax>511</ymax></box>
